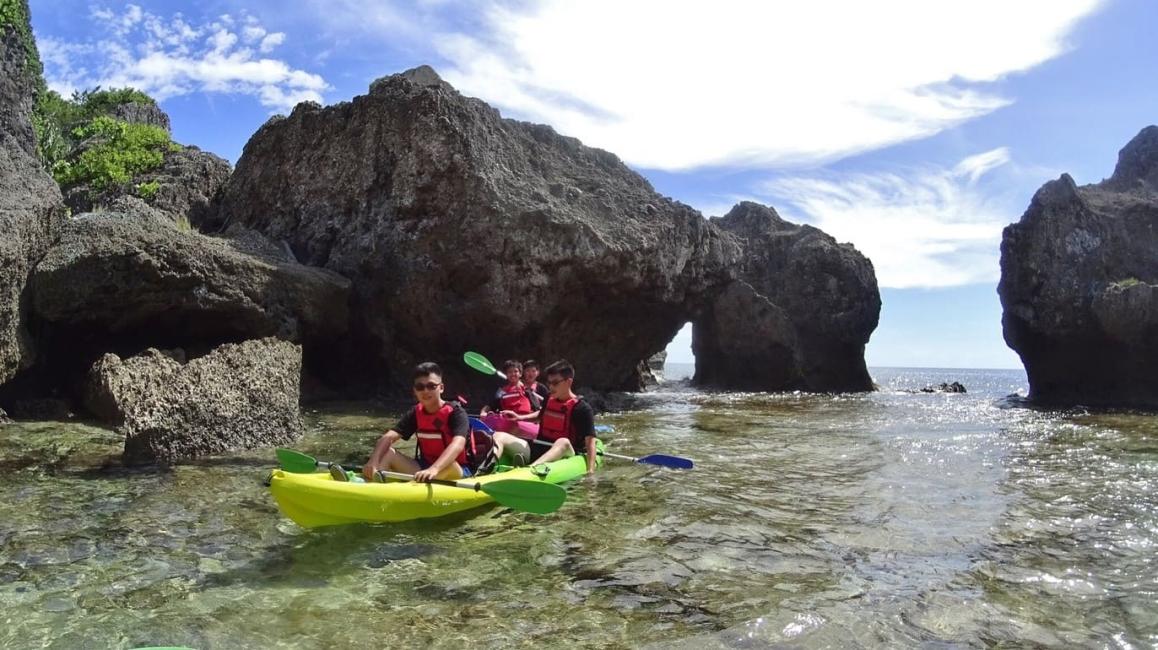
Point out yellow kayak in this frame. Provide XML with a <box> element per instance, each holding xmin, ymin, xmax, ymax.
<box><xmin>269</xmin><ymin>443</ymin><xmax>603</xmax><ymax>528</ymax></box>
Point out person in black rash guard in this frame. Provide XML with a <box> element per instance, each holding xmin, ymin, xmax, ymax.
<box><xmin>504</xmin><ymin>359</ymin><xmax>598</xmax><ymax>474</ymax></box>
<box><xmin>331</xmin><ymin>362</ymin><xmax>474</xmax><ymax>483</ymax></box>
<box><xmin>522</xmin><ymin>360</ymin><xmax>549</xmax><ymax>406</ymax></box>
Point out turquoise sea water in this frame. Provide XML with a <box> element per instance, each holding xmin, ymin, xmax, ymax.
<box><xmin>2</xmin><ymin>366</ymin><xmax>1156</xmax><ymax>648</ymax></box>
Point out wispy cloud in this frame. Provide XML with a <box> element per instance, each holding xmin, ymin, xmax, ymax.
<box><xmin>38</xmin><ymin>5</ymin><xmax>327</xmax><ymax>113</ymax></box>
<box><xmin>758</xmin><ymin>149</ymin><xmax>1017</xmax><ymax>289</ymax></box>
<box><xmin>419</xmin><ymin>0</ymin><xmax>1102</xmax><ymax>172</ymax></box>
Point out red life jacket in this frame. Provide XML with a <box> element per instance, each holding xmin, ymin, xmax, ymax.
<box><xmin>415</xmin><ymin>402</ymin><xmax>467</xmax><ymax>466</ymax></box>
<box><xmin>499</xmin><ymin>384</ymin><xmax>533</xmax><ymax>414</ymax></box>
<box><xmin>540</xmin><ymin>396</ymin><xmax>579</xmax><ymax>443</ymax></box>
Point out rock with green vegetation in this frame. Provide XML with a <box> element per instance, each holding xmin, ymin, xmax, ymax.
<box><xmin>56</xmin><ymin>115</ymin><xmax>178</xmax><ymax>190</ymax></box>
<box><xmin>34</xmin><ymin>87</ymin><xmax>231</xmax><ymax>223</ymax></box>
<box><xmin>0</xmin><ymin>0</ymin><xmax>65</xmax><ymax>389</ymax></box>
<box><xmin>1000</xmin><ymin>125</ymin><xmax>1158</xmax><ymax>408</ymax></box>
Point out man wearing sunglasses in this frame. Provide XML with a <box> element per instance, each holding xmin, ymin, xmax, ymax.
<box><xmin>333</xmin><ymin>362</ymin><xmax>474</xmax><ymax>483</ymax></box>
<box><xmin>501</xmin><ymin>359</ymin><xmax>597</xmax><ymax>475</ymax></box>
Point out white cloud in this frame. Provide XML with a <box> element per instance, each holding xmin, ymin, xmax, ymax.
<box><xmin>758</xmin><ymin>149</ymin><xmax>1016</xmax><ymax>289</ymax></box>
<box><xmin>260</xmin><ymin>32</ymin><xmax>285</xmax><ymax>53</ymax></box>
<box><xmin>42</xmin><ymin>6</ymin><xmax>328</xmax><ymax>114</ymax></box>
<box><xmin>423</xmin><ymin>0</ymin><xmax>1102</xmax><ymax>172</ymax></box>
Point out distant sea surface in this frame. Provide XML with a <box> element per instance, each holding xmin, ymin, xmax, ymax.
<box><xmin>4</xmin><ymin>364</ymin><xmax>1156</xmax><ymax>647</ymax></box>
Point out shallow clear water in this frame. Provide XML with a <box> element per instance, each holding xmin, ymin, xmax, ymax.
<box><xmin>2</xmin><ymin>368</ymin><xmax>1156</xmax><ymax>648</ymax></box>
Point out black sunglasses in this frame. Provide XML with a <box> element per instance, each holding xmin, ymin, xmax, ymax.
<box><xmin>413</xmin><ymin>381</ymin><xmax>441</xmax><ymax>391</ymax></box>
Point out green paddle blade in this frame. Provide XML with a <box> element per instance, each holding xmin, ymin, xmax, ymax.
<box><xmin>463</xmin><ymin>351</ymin><xmax>500</xmax><ymax>376</ymax></box>
<box><xmin>276</xmin><ymin>448</ymin><xmax>320</xmax><ymax>473</ymax></box>
<box><xmin>480</xmin><ymin>479</ymin><xmax>567</xmax><ymax>514</ymax></box>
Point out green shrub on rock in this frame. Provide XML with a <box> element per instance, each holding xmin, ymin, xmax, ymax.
<box><xmin>0</xmin><ymin>0</ymin><xmax>43</xmax><ymax>83</ymax></box>
<box><xmin>136</xmin><ymin>180</ymin><xmax>161</xmax><ymax>200</ymax></box>
<box><xmin>54</xmin><ymin>116</ymin><xmax>178</xmax><ymax>191</ymax></box>
<box><xmin>35</xmin><ymin>88</ymin><xmax>170</xmax><ymax>184</ymax></box>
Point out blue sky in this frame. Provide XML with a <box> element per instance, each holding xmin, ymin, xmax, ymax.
<box><xmin>29</xmin><ymin>0</ymin><xmax>1158</xmax><ymax>369</ymax></box>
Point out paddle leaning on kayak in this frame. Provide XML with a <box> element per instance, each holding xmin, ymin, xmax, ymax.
<box><xmin>330</xmin><ymin>362</ymin><xmax>485</xmax><ymax>483</ymax></box>
<box><xmin>485</xmin><ymin>359</ymin><xmax>599</xmax><ymax>476</ymax></box>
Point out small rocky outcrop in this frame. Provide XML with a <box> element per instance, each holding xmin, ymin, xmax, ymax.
<box><xmin>140</xmin><ymin>146</ymin><xmax>231</xmax><ymax>224</ymax></box>
<box><xmin>108</xmin><ymin>100</ymin><xmax>170</xmax><ymax>132</ymax></box>
<box><xmin>919</xmin><ymin>382</ymin><xmax>966</xmax><ymax>394</ymax></box>
<box><xmin>0</xmin><ymin>4</ymin><xmax>66</xmax><ymax>386</ymax></box>
<box><xmin>639</xmin><ymin>350</ymin><xmax>667</xmax><ymax>387</ymax></box>
<box><xmin>999</xmin><ymin>126</ymin><xmax>1158</xmax><ymax>408</ymax></box>
<box><xmin>215</xmin><ymin>66</ymin><xmax>740</xmax><ymax>391</ymax></box>
<box><xmin>89</xmin><ymin>338</ymin><xmax>304</xmax><ymax>464</ymax></box>
<box><xmin>694</xmin><ymin>202</ymin><xmax>879</xmax><ymax>392</ymax></box>
<box><xmin>24</xmin><ymin>198</ymin><xmax>350</xmax><ymax>398</ymax></box>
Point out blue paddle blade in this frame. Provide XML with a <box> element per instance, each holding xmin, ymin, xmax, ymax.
<box><xmin>594</xmin><ymin>424</ymin><xmax>615</xmax><ymax>434</ymax></box>
<box><xmin>637</xmin><ymin>454</ymin><xmax>694</xmax><ymax>470</ymax></box>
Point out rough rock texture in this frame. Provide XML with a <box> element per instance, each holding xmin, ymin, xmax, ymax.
<box><xmin>215</xmin><ymin>66</ymin><xmax>739</xmax><ymax>391</ymax></box>
<box><xmin>0</xmin><ymin>406</ymin><xmax>9</xmax><ymax>425</ymax></box>
<box><xmin>84</xmin><ymin>347</ymin><xmax>184</xmax><ymax>423</ymax></box>
<box><xmin>694</xmin><ymin>202</ymin><xmax>879</xmax><ymax>392</ymax></box>
<box><xmin>90</xmin><ymin>338</ymin><xmax>304</xmax><ymax>464</ymax></box>
<box><xmin>63</xmin><ymin>145</ymin><xmax>231</xmax><ymax>223</ymax></box>
<box><xmin>0</xmin><ymin>7</ymin><xmax>66</xmax><ymax>387</ymax></box>
<box><xmin>1000</xmin><ymin>126</ymin><xmax>1158</xmax><ymax>408</ymax></box>
<box><xmin>109</xmin><ymin>100</ymin><xmax>170</xmax><ymax>132</ymax></box>
<box><xmin>24</xmin><ymin>197</ymin><xmax>350</xmax><ymax>397</ymax></box>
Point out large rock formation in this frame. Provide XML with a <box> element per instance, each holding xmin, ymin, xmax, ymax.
<box><xmin>22</xmin><ymin>197</ymin><xmax>350</xmax><ymax>397</ymax></box>
<box><xmin>88</xmin><ymin>338</ymin><xmax>304</xmax><ymax>464</ymax></box>
<box><xmin>214</xmin><ymin>66</ymin><xmax>740</xmax><ymax>391</ymax></box>
<box><xmin>0</xmin><ymin>2</ymin><xmax>66</xmax><ymax>386</ymax></box>
<box><xmin>999</xmin><ymin>126</ymin><xmax>1158</xmax><ymax>408</ymax></box>
<box><xmin>694</xmin><ymin>202</ymin><xmax>879</xmax><ymax>392</ymax></box>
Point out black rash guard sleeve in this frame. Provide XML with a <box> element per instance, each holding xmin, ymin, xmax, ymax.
<box><xmin>394</xmin><ymin>408</ymin><xmax>418</xmax><ymax>441</ymax></box>
<box><xmin>571</xmin><ymin>399</ymin><xmax>596</xmax><ymax>442</ymax></box>
<box><xmin>447</xmin><ymin>402</ymin><xmax>469</xmax><ymax>438</ymax></box>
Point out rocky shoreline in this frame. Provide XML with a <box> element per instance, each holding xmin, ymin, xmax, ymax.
<box><xmin>0</xmin><ymin>2</ymin><xmax>882</xmax><ymax>465</ymax></box>
<box><xmin>6</xmin><ymin>2</ymin><xmax>1157</xmax><ymax>465</ymax></box>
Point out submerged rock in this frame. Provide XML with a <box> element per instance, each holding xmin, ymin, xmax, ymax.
<box><xmin>96</xmin><ymin>338</ymin><xmax>304</xmax><ymax>464</ymax></box>
<box><xmin>999</xmin><ymin>126</ymin><xmax>1158</xmax><ymax>408</ymax></box>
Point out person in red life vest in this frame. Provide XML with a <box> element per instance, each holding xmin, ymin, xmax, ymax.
<box><xmin>331</xmin><ymin>362</ymin><xmax>475</xmax><ymax>483</ymax></box>
<box><xmin>522</xmin><ymin>359</ymin><xmax>550</xmax><ymax>405</ymax></box>
<box><xmin>480</xmin><ymin>359</ymin><xmax>542</xmax><ymax>417</ymax></box>
<box><xmin>477</xmin><ymin>359</ymin><xmax>541</xmax><ymax>444</ymax></box>
<box><xmin>504</xmin><ymin>359</ymin><xmax>597</xmax><ymax>474</ymax></box>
